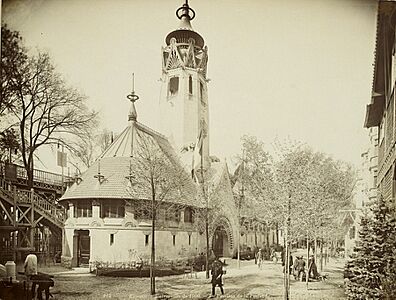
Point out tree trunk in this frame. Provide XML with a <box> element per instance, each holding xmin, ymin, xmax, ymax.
<box><xmin>266</xmin><ymin>226</ymin><xmax>270</xmax><ymax>249</ymax></box>
<box><xmin>314</xmin><ymin>236</ymin><xmax>317</xmax><ymax>263</ymax></box>
<box><xmin>320</xmin><ymin>238</ymin><xmax>323</xmax><ymax>272</ymax></box>
<box><xmin>324</xmin><ymin>240</ymin><xmax>328</xmax><ymax>266</ymax></box>
<box><xmin>150</xmin><ymin>182</ymin><xmax>156</xmax><ymax>295</ymax></box>
<box><xmin>276</xmin><ymin>223</ymin><xmax>279</xmax><ymax>245</ymax></box>
<box><xmin>26</xmin><ymin>155</ymin><xmax>34</xmax><ymax>188</ymax></box>
<box><xmin>205</xmin><ymin>213</ymin><xmax>210</xmax><ymax>279</ymax></box>
<box><xmin>254</xmin><ymin>226</ymin><xmax>257</xmax><ymax>247</ymax></box>
<box><xmin>306</xmin><ymin>232</ymin><xmax>309</xmax><ymax>289</ymax></box>
<box><xmin>284</xmin><ymin>226</ymin><xmax>289</xmax><ymax>300</ymax></box>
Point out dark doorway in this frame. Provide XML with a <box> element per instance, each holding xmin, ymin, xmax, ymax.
<box><xmin>212</xmin><ymin>226</ymin><xmax>228</xmax><ymax>257</ymax></box>
<box><xmin>74</xmin><ymin>230</ymin><xmax>90</xmax><ymax>266</ymax></box>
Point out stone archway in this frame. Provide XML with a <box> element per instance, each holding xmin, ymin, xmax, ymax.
<box><xmin>211</xmin><ymin>216</ymin><xmax>234</xmax><ymax>258</ymax></box>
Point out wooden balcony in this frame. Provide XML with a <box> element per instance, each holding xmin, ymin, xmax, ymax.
<box><xmin>0</xmin><ymin>161</ymin><xmax>72</xmax><ymax>193</ymax></box>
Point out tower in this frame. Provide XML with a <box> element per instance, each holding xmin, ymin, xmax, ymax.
<box><xmin>159</xmin><ymin>1</ymin><xmax>209</xmax><ymax>169</ymax></box>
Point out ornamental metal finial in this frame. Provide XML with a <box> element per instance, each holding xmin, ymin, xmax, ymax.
<box><xmin>127</xmin><ymin>73</ymin><xmax>140</xmax><ymax>121</ymax></box>
<box><xmin>176</xmin><ymin>0</ymin><xmax>195</xmax><ymax>21</ymax></box>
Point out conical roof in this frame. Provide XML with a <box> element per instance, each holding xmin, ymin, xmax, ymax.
<box><xmin>60</xmin><ymin>120</ymin><xmax>197</xmax><ymax>206</ymax></box>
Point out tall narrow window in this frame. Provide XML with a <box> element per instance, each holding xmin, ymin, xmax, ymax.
<box><xmin>169</xmin><ymin>77</ymin><xmax>179</xmax><ymax>96</ymax></box>
<box><xmin>188</xmin><ymin>76</ymin><xmax>193</xmax><ymax>94</ymax></box>
<box><xmin>188</xmin><ymin>235</ymin><xmax>191</xmax><ymax>245</ymax></box>
<box><xmin>172</xmin><ymin>235</ymin><xmax>176</xmax><ymax>246</ymax></box>
<box><xmin>110</xmin><ymin>234</ymin><xmax>114</xmax><ymax>246</ymax></box>
<box><xmin>145</xmin><ymin>235</ymin><xmax>149</xmax><ymax>246</ymax></box>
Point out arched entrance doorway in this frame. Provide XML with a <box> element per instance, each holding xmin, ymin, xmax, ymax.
<box><xmin>212</xmin><ymin>226</ymin><xmax>228</xmax><ymax>257</ymax></box>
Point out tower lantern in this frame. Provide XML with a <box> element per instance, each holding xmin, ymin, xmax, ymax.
<box><xmin>159</xmin><ymin>0</ymin><xmax>209</xmax><ymax>169</ymax></box>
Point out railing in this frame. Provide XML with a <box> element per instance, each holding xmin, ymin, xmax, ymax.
<box><xmin>0</xmin><ymin>177</ymin><xmax>66</xmax><ymax>227</ymax></box>
<box><xmin>0</xmin><ymin>161</ymin><xmax>72</xmax><ymax>189</ymax></box>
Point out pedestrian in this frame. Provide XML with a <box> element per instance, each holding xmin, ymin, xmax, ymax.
<box><xmin>136</xmin><ymin>256</ymin><xmax>143</xmax><ymax>277</ymax></box>
<box><xmin>210</xmin><ymin>256</ymin><xmax>224</xmax><ymax>297</ymax></box>
<box><xmin>256</xmin><ymin>248</ymin><xmax>263</xmax><ymax>269</ymax></box>
<box><xmin>24</xmin><ymin>251</ymin><xmax>38</xmax><ymax>298</ymax></box>
<box><xmin>308</xmin><ymin>255</ymin><xmax>320</xmax><ymax>279</ymax></box>
<box><xmin>293</xmin><ymin>256</ymin><xmax>306</xmax><ymax>281</ymax></box>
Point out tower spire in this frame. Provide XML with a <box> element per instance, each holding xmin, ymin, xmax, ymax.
<box><xmin>127</xmin><ymin>73</ymin><xmax>140</xmax><ymax>122</ymax></box>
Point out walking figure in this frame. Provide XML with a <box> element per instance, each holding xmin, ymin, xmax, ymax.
<box><xmin>210</xmin><ymin>257</ymin><xmax>224</xmax><ymax>297</ymax></box>
<box><xmin>256</xmin><ymin>248</ymin><xmax>263</xmax><ymax>269</ymax></box>
<box><xmin>293</xmin><ymin>256</ymin><xmax>306</xmax><ymax>281</ymax></box>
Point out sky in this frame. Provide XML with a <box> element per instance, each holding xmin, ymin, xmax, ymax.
<box><xmin>2</xmin><ymin>0</ymin><xmax>378</xmax><ymax>172</ymax></box>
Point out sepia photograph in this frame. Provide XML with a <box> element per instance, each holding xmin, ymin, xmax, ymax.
<box><xmin>0</xmin><ymin>0</ymin><xmax>395</xmax><ymax>299</ymax></box>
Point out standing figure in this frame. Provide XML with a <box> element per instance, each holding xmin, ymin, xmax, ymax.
<box><xmin>24</xmin><ymin>251</ymin><xmax>38</xmax><ymax>298</ymax></box>
<box><xmin>210</xmin><ymin>257</ymin><xmax>224</xmax><ymax>297</ymax></box>
<box><xmin>293</xmin><ymin>256</ymin><xmax>306</xmax><ymax>281</ymax></box>
<box><xmin>308</xmin><ymin>255</ymin><xmax>320</xmax><ymax>279</ymax></box>
<box><xmin>256</xmin><ymin>249</ymin><xmax>263</xmax><ymax>269</ymax></box>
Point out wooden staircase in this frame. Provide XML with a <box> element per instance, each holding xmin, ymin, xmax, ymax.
<box><xmin>0</xmin><ymin>177</ymin><xmax>66</xmax><ymax>257</ymax></box>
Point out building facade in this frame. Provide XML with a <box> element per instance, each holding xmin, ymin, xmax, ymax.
<box><xmin>59</xmin><ymin>1</ymin><xmax>275</xmax><ymax>268</ymax></box>
<box><xmin>364</xmin><ymin>1</ymin><xmax>396</xmax><ymax>213</ymax></box>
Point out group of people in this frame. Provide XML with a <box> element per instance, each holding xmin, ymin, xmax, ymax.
<box><xmin>282</xmin><ymin>253</ymin><xmax>321</xmax><ymax>281</ymax></box>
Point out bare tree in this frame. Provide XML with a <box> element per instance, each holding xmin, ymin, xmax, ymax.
<box><xmin>69</xmin><ymin>128</ymin><xmax>115</xmax><ymax>172</ymax></box>
<box><xmin>128</xmin><ymin>129</ymin><xmax>193</xmax><ymax>295</ymax></box>
<box><xmin>1</xmin><ymin>24</ymin><xmax>27</xmax><ymax>117</ymax></box>
<box><xmin>193</xmin><ymin>168</ymin><xmax>226</xmax><ymax>278</ymax></box>
<box><xmin>7</xmin><ymin>51</ymin><xmax>97</xmax><ymax>187</ymax></box>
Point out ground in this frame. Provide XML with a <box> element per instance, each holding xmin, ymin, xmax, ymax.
<box><xmin>21</xmin><ymin>257</ymin><xmax>346</xmax><ymax>300</ymax></box>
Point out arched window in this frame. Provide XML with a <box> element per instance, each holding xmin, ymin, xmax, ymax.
<box><xmin>169</xmin><ymin>76</ymin><xmax>179</xmax><ymax>96</ymax></box>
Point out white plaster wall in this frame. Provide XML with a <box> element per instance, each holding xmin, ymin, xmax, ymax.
<box><xmin>64</xmin><ymin>218</ymin><xmax>208</xmax><ymax>264</ymax></box>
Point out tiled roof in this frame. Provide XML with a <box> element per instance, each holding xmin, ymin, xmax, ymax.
<box><xmin>60</xmin><ymin>120</ymin><xmax>198</xmax><ymax>207</ymax></box>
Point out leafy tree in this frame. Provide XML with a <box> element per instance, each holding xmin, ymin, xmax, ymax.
<box><xmin>345</xmin><ymin>196</ymin><xmax>396</xmax><ymax>299</ymax></box>
<box><xmin>236</xmin><ymin>136</ymin><xmax>356</xmax><ymax>297</ymax></box>
<box><xmin>0</xmin><ymin>128</ymin><xmax>19</xmax><ymax>162</ymax></box>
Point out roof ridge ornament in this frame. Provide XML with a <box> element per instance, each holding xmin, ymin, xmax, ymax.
<box><xmin>127</xmin><ymin>73</ymin><xmax>140</xmax><ymax>121</ymax></box>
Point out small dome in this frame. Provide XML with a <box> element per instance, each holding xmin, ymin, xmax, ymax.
<box><xmin>165</xmin><ymin>1</ymin><xmax>204</xmax><ymax>48</ymax></box>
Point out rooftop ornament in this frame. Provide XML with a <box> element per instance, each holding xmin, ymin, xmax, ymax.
<box><xmin>73</xmin><ymin>173</ymin><xmax>83</xmax><ymax>185</ymax></box>
<box><xmin>176</xmin><ymin>0</ymin><xmax>195</xmax><ymax>21</ymax></box>
<box><xmin>127</xmin><ymin>73</ymin><xmax>140</xmax><ymax>122</ymax></box>
<box><xmin>94</xmin><ymin>159</ymin><xmax>105</xmax><ymax>184</ymax></box>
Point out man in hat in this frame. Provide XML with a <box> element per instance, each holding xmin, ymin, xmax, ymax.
<box><xmin>210</xmin><ymin>256</ymin><xmax>224</xmax><ymax>297</ymax></box>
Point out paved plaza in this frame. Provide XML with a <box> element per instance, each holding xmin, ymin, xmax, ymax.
<box><xmin>40</xmin><ymin>258</ymin><xmax>346</xmax><ymax>300</ymax></box>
